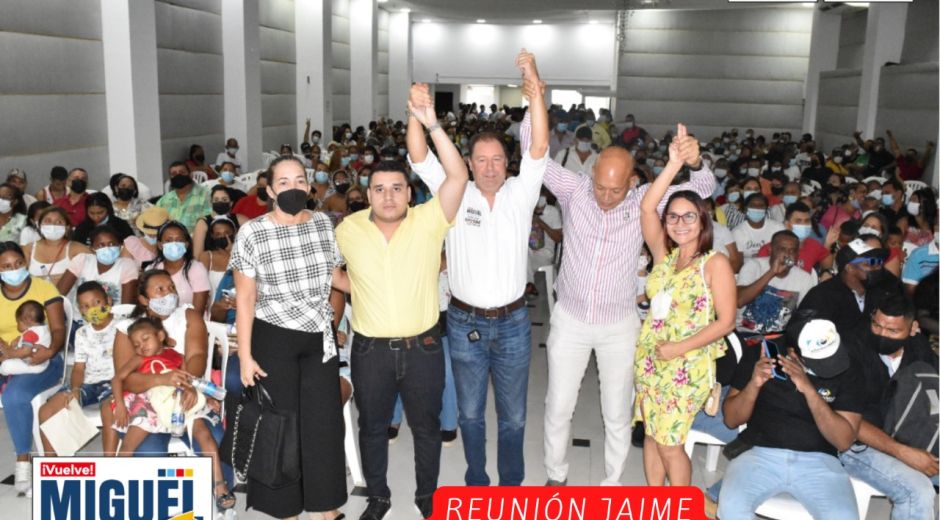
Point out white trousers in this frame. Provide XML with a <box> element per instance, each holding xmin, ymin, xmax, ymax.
<box><xmin>543</xmin><ymin>304</ymin><xmax>641</xmax><ymax>485</ymax></box>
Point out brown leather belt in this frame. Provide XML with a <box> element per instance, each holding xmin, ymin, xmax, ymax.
<box><xmin>450</xmin><ymin>296</ymin><xmax>526</xmax><ymax>319</ymax></box>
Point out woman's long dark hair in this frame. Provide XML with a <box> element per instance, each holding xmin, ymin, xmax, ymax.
<box><xmin>85</xmin><ymin>192</ymin><xmax>115</xmax><ymax>219</ymax></box>
<box><xmin>131</xmin><ymin>268</ymin><xmax>173</xmax><ymax>318</ymax></box>
<box><xmin>661</xmin><ymin>190</ymin><xmax>714</xmax><ymax>257</ymax></box>
<box><xmin>148</xmin><ymin>221</ymin><xmax>194</xmax><ymax>281</ymax></box>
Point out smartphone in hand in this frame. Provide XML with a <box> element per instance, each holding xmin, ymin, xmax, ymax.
<box><xmin>762</xmin><ymin>339</ymin><xmax>788</xmax><ymax>381</ymax></box>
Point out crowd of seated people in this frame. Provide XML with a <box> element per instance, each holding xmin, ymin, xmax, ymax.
<box><xmin>0</xmin><ymin>96</ymin><xmax>936</xmax><ymax>520</ymax></box>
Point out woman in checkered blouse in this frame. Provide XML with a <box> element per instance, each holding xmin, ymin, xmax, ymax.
<box><xmin>230</xmin><ymin>156</ymin><xmax>350</xmax><ymax>519</ymax></box>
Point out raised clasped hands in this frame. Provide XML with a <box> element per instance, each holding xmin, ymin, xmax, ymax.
<box><xmin>668</xmin><ymin>123</ymin><xmax>701</xmax><ymax>169</ymax></box>
<box><xmin>408</xmin><ymin>82</ymin><xmax>437</xmax><ymax>129</ymax></box>
<box><xmin>517</xmin><ymin>49</ymin><xmax>544</xmax><ymax>102</ymax></box>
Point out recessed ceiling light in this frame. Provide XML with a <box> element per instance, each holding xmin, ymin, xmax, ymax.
<box><xmin>532</xmin><ymin>20</ymin><xmax>542</xmax><ymax>24</ymax></box>
<box><xmin>589</xmin><ymin>20</ymin><xmax>599</xmax><ymax>24</ymax></box>
<box><xmin>422</xmin><ymin>18</ymin><xmax>431</xmax><ymax>23</ymax></box>
<box><xmin>400</xmin><ymin>8</ymin><xmax>411</xmax><ymax>13</ymax></box>
<box><xmin>506</xmin><ymin>84</ymin><xmax>518</xmax><ymax>88</ymax></box>
<box><xmin>377</xmin><ymin>0</ymin><xmax>388</xmax><ymax>3</ymax></box>
<box><xmin>476</xmin><ymin>19</ymin><xmax>486</xmax><ymax>23</ymax></box>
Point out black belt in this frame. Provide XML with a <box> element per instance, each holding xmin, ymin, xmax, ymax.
<box><xmin>354</xmin><ymin>326</ymin><xmax>438</xmax><ymax>350</ymax></box>
<box><xmin>450</xmin><ymin>296</ymin><xmax>526</xmax><ymax>319</ymax></box>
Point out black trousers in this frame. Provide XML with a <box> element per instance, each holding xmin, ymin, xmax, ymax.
<box><xmin>246</xmin><ymin>319</ymin><xmax>347</xmax><ymax>517</ymax></box>
<box><xmin>351</xmin><ymin>326</ymin><xmax>444</xmax><ymax>499</ymax></box>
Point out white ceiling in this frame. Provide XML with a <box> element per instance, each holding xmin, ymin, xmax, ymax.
<box><xmin>379</xmin><ymin>0</ymin><xmax>823</xmax><ymax>24</ymax></box>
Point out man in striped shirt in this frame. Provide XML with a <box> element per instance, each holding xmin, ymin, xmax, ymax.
<box><xmin>520</xmin><ymin>113</ymin><xmax>715</xmax><ymax>486</ymax></box>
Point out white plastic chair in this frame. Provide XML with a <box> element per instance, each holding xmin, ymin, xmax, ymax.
<box><xmin>904</xmin><ymin>180</ymin><xmax>929</xmax><ymax>199</ymax></box>
<box><xmin>111</xmin><ymin>303</ymin><xmax>135</xmax><ymax>320</ymax></box>
<box><xmin>237</xmin><ymin>170</ymin><xmax>261</xmax><ymax>191</ymax></box>
<box><xmin>344</xmin><ymin>400</ymin><xmax>365</xmax><ymax>488</ymax></box>
<box><xmin>755</xmin><ymin>477</ymin><xmax>883</xmax><ymax>520</ymax></box>
<box><xmin>167</xmin><ymin>320</ymin><xmax>225</xmax><ymax>456</ymax></box>
<box><xmin>538</xmin><ymin>264</ymin><xmax>555</xmax><ymax>314</ymax></box>
<box><xmin>683</xmin><ymin>333</ymin><xmax>744</xmax><ymax>472</ymax></box>
<box><xmin>191</xmin><ymin>170</ymin><xmax>209</xmax><ymax>183</ymax></box>
<box><xmin>262</xmin><ymin>152</ymin><xmax>278</xmax><ymax>167</ymax></box>
<box><xmin>31</xmin><ymin>297</ymin><xmax>76</xmax><ymax>454</ymax></box>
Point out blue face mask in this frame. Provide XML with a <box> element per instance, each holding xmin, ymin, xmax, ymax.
<box><xmin>161</xmin><ymin>242</ymin><xmax>187</xmax><ymax>262</ymax></box>
<box><xmin>792</xmin><ymin>224</ymin><xmax>811</xmax><ymax>240</ymax></box>
<box><xmin>314</xmin><ymin>170</ymin><xmax>329</xmax><ymax>184</ymax></box>
<box><xmin>95</xmin><ymin>246</ymin><xmax>121</xmax><ymax>266</ymax></box>
<box><xmin>220</xmin><ymin>171</ymin><xmax>235</xmax><ymax>184</ymax></box>
<box><xmin>341</xmin><ymin>157</ymin><xmax>352</xmax><ymax>167</ymax></box>
<box><xmin>1</xmin><ymin>267</ymin><xmax>29</xmax><ymax>286</ymax></box>
<box><xmin>586</xmin><ymin>119</ymin><xmax>595</xmax><ymax>128</ymax></box>
<box><xmin>359</xmin><ymin>176</ymin><xmax>369</xmax><ymax>187</ymax></box>
<box><xmin>144</xmin><ymin>235</ymin><xmax>158</xmax><ymax>245</ymax></box>
<box><xmin>850</xmin><ymin>198</ymin><xmax>861</xmax><ymax>209</ymax></box>
<box><xmin>747</xmin><ymin>208</ymin><xmax>767</xmax><ymax>223</ymax></box>
<box><xmin>653</xmin><ymin>166</ymin><xmax>664</xmax><ymax>175</ymax></box>
<box><xmin>783</xmin><ymin>194</ymin><xmax>798</xmax><ymax>205</ymax></box>
<box><xmin>727</xmin><ymin>192</ymin><xmax>740</xmax><ymax>203</ymax></box>
<box><xmin>881</xmin><ymin>193</ymin><xmax>894</xmax><ymax>206</ymax></box>
<box><xmin>556</xmin><ymin>123</ymin><xmax>567</xmax><ymax>132</ymax></box>
<box><xmin>349</xmin><ymin>154</ymin><xmax>359</xmax><ymax>161</ymax></box>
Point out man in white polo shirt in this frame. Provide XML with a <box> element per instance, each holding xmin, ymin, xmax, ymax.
<box><xmin>519</xmin><ymin>113</ymin><xmax>715</xmax><ymax>486</ymax></box>
<box><xmin>406</xmin><ymin>49</ymin><xmax>549</xmax><ymax>486</ymax></box>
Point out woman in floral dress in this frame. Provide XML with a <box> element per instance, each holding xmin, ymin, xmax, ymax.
<box><xmin>634</xmin><ymin>124</ymin><xmax>737</xmax><ymax>486</ymax></box>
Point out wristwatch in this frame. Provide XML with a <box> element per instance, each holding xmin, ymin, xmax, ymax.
<box><xmin>427</xmin><ymin>122</ymin><xmax>442</xmax><ymax>133</ymax></box>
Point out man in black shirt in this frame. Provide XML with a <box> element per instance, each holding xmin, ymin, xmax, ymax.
<box><xmin>840</xmin><ymin>296</ymin><xmax>938</xmax><ymax>520</ymax></box>
<box><xmin>799</xmin><ymin>238</ymin><xmax>902</xmax><ymax>336</ymax></box>
<box><xmin>717</xmin><ymin>318</ymin><xmax>863</xmax><ymax>520</ymax></box>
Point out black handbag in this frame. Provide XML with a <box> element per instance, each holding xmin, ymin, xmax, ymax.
<box><xmin>220</xmin><ymin>383</ymin><xmax>300</xmax><ymax>488</ymax></box>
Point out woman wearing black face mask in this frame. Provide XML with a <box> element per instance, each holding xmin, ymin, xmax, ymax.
<box><xmin>228</xmin><ymin>155</ymin><xmax>348</xmax><ymax>519</ymax></box>
<box><xmin>192</xmin><ymin>185</ymin><xmax>246</xmax><ymax>258</ymax></box>
<box><xmin>322</xmin><ymin>170</ymin><xmax>351</xmax><ymax>214</ymax></box>
<box><xmin>198</xmin><ymin>216</ymin><xmax>237</xmax><ymax>306</ymax></box>
<box><xmin>111</xmin><ymin>174</ymin><xmax>152</xmax><ymax>233</ymax></box>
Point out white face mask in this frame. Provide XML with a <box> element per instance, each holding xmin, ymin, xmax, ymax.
<box><xmin>747</xmin><ymin>168</ymin><xmax>760</xmax><ymax>177</ymax></box>
<box><xmin>906</xmin><ymin>202</ymin><xmax>921</xmax><ymax>215</ymax></box>
<box><xmin>714</xmin><ymin>168</ymin><xmax>728</xmax><ymax>179</ymax></box>
<box><xmin>226</xmin><ymin>147</ymin><xmax>238</xmax><ymax>156</ymax></box>
<box><xmin>833</xmin><ymin>156</ymin><xmax>843</xmax><ymax>164</ymax></box>
<box><xmin>41</xmin><ymin>224</ymin><xmax>66</xmax><ymax>241</ymax></box>
<box><xmin>576</xmin><ymin>141</ymin><xmax>592</xmax><ymax>152</ymax></box>
<box><xmin>0</xmin><ymin>199</ymin><xmax>11</xmax><ymax>213</ymax></box>
<box><xmin>537</xmin><ymin>196</ymin><xmax>547</xmax><ymax>209</ymax></box>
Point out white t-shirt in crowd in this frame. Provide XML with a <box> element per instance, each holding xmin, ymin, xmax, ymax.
<box><xmin>732</xmin><ymin>219</ymin><xmax>785</xmax><ymax>258</ymax></box>
<box><xmin>214</xmin><ymin>151</ymin><xmax>242</xmax><ymax>173</ymax></box>
<box><xmin>67</xmin><ymin>253</ymin><xmax>139</xmax><ymax>306</ymax></box>
<box><xmin>537</xmin><ymin>204</ymin><xmax>563</xmax><ymax>254</ymax></box>
<box><xmin>554</xmin><ymin>146</ymin><xmax>597</xmax><ymax>176</ymax></box>
<box><xmin>712</xmin><ymin>221</ymin><xmax>735</xmax><ymax>259</ymax></box>
<box><xmin>736</xmin><ymin>256</ymin><xmax>816</xmax><ymax>333</ymax></box>
<box><xmin>74</xmin><ymin>320</ymin><xmax>119</xmax><ymax>384</ymax></box>
<box><xmin>505</xmin><ymin>122</ymin><xmax>521</xmax><ymax>142</ymax></box>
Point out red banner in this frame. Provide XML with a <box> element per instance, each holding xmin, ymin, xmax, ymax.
<box><xmin>430</xmin><ymin>486</ymin><xmax>707</xmax><ymax>520</ymax></box>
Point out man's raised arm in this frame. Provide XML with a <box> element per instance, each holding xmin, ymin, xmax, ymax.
<box><xmin>406</xmin><ymin>83</ymin><xmax>446</xmax><ymax>193</ymax></box>
<box><xmin>408</xmin><ymin>93</ymin><xmax>468</xmax><ymax>221</ymax></box>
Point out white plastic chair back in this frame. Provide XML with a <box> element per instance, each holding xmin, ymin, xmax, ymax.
<box><xmin>191</xmin><ymin>170</ymin><xmax>209</xmax><ymax>184</ymax></box>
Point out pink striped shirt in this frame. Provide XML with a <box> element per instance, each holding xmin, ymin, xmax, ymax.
<box><xmin>520</xmin><ymin>115</ymin><xmax>716</xmax><ymax>324</ymax></box>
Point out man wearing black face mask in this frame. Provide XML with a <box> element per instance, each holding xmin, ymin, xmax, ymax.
<box><xmin>53</xmin><ymin>168</ymin><xmax>91</xmax><ymax>226</ymax></box>
<box><xmin>798</xmin><ymin>238</ymin><xmax>902</xmax><ymax>336</ymax></box>
<box><xmin>840</xmin><ymin>296</ymin><xmax>939</xmax><ymax>519</ymax></box>
<box><xmin>155</xmin><ymin>161</ymin><xmax>211</xmax><ymax>233</ymax></box>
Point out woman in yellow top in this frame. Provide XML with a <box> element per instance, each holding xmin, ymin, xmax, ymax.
<box><xmin>634</xmin><ymin>124</ymin><xmax>737</xmax><ymax>487</ymax></box>
<box><xmin>0</xmin><ymin>241</ymin><xmax>68</xmax><ymax>496</ymax></box>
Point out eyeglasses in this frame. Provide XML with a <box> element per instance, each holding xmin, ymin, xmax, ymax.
<box><xmin>850</xmin><ymin>257</ymin><xmax>884</xmax><ymax>267</ymax></box>
<box><xmin>665</xmin><ymin>212</ymin><xmax>700</xmax><ymax>225</ymax></box>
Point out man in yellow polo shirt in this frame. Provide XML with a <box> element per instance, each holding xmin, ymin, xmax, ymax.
<box><xmin>335</xmin><ymin>98</ymin><xmax>467</xmax><ymax>520</ymax></box>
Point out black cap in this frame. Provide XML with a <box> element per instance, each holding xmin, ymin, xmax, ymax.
<box><xmin>836</xmin><ymin>238</ymin><xmax>889</xmax><ymax>270</ymax></box>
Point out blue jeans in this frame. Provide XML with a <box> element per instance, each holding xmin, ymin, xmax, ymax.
<box><xmin>2</xmin><ymin>353</ymin><xmax>63</xmax><ymax>455</ymax></box>
<box><xmin>224</xmin><ymin>355</ymin><xmax>243</xmax><ymax>396</ymax></box>
<box><xmin>391</xmin><ymin>336</ymin><xmax>458</xmax><ymax>431</ymax></box>
<box><xmin>840</xmin><ymin>444</ymin><xmax>938</xmax><ymax>520</ymax></box>
<box><xmin>718</xmin><ymin>446</ymin><xmax>858</xmax><ymax>520</ymax></box>
<box><xmin>447</xmin><ymin>304</ymin><xmax>531</xmax><ymax>486</ymax></box>
<box><xmin>689</xmin><ymin>385</ymin><xmax>738</xmax><ymax>444</ymax></box>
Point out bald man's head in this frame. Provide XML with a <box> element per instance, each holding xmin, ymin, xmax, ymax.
<box><xmin>591</xmin><ymin>147</ymin><xmax>635</xmax><ymax>211</ymax></box>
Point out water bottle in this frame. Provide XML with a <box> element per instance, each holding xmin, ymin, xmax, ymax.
<box><xmin>169</xmin><ymin>388</ymin><xmax>185</xmax><ymax>437</ymax></box>
<box><xmin>190</xmin><ymin>376</ymin><xmax>227</xmax><ymax>401</ymax></box>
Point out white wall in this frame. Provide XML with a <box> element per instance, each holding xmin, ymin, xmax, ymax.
<box><xmin>155</xmin><ymin>0</ymin><xmax>224</xmax><ymax>172</ymax></box>
<box><xmin>876</xmin><ymin>63</ymin><xmax>938</xmax><ymax>185</ymax></box>
<box><xmin>816</xmin><ymin>69</ymin><xmax>861</xmax><ymax>150</ymax></box>
<box><xmin>331</xmin><ymin>0</ymin><xmax>351</xmax><ymax>130</ymax></box>
<box><xmin>259</xmin><ymin>0</ymin><xmax>297</xmax><ymax>151</ymax></box>
<box><xmin>376</xmin><ymin>9</ymin><xmax>390</xmax><ymax>119</ymax></box>
<box><xmin>836</xmin><ymin>9</ymin><xmax>867</xmax><ymax>70</ymax></box>
<box><xmin>901</xmin><ymin>0</ymin><xmax>938</xmax><ymax>64</ymax></box>
<box><xmin>0</xmin><ymin>0</ymin><xmax>111</xmax><ymax>187</ymax></box>
<box><xmin>615</xmin><ymin>8</ymin><xmax>812</xmax><ymax>141</ymax></box>
<box><xmin>413</xmin><ymin>22</ymin><xmax>615</xmax><ymax>87</ymax></box>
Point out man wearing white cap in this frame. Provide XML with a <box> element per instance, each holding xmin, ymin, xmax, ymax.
<box><xmin>717</xmin><ymin>315</ymin><xmax>863</xmax><ymax>520</ymax></box>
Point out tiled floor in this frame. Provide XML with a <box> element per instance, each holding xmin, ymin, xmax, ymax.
<box><xmin>0</xmin><ymin>278</ymin><xmax>894</xmax><ymax>519</ymax></box>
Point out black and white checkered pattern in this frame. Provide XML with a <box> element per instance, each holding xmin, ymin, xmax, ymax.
<box><xmin>229</xmin><ymin>211</ymin><xmax>342</xmax><ymax>362</ymax></box>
